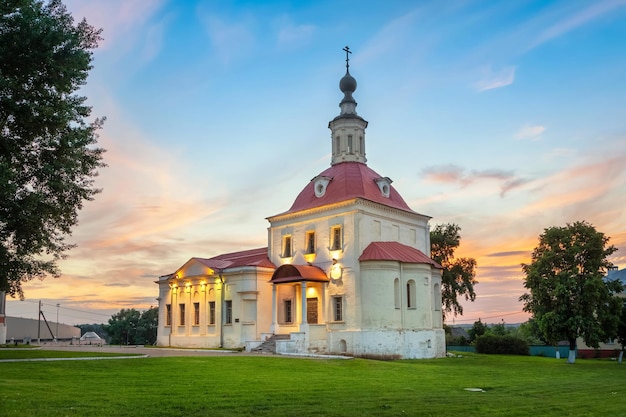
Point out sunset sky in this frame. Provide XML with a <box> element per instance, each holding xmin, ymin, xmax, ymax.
<box><xmin>7</xmin><ymin>0</ymin><xmax>626</xmax><ymax>326</ymax></box>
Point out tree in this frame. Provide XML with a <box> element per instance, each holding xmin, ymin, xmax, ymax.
<box><xmin>105</xmin><ymin>308</ymin><xmax>141</xmax><ymax>345</ymax></box>
<box><xmin>430</xmin><ymin>223</ymin><xmax>478</xmax><ymax>318</ymax></box>
<box><xmin>0</xmin><ymin>0</ymin><xmax>105</xmax><ymax>299</ymax></box>
<box><xmin>519</xmin><ymin>221</ymin><xmax>622</xmax><ymax>364</ymax></box>
<box><xmin>468</xmin><ymin>319</ymin><xmax>486</xmax><ymax>343</ymax></box>
<box><xmin>136</xmin><ymin>307</ymin><xmax>158</xmax><ymax>345</ymax></box>
<box><xmin>105</xmin><ymin>308</ymin><xmax>158</xmax><ymax>345</ymax></box>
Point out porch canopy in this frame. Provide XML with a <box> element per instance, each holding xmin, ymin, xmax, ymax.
<box><xmin>269</xmin><ymin>264</ymin><xmax>329</xmax><ymax>284</ymax></box>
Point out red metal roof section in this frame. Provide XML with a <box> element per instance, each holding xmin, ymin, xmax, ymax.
<box><xmin>359</xmin><ymin>241</ymin><xmax>442</xmax><ymax>268</ymax></box>
<box><xmin>269</xmin><ymin>264</ymin><xmax>330</xmax><ymax>284</ymax></box>
<box><xmin>196</xmin><ymin>247</ymin><xmax>275</xmax><ymax>270</ymax></box>
<box><xmin>282</xmin><ymin>162</ymin><xmax>415</xmax><ymax>215</ymax></box>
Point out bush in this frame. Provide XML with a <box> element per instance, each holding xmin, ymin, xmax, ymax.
<box><xmin>475</xmin><ymin>334</ymin><xmax>529</xmax><ymax>355</ymax></box>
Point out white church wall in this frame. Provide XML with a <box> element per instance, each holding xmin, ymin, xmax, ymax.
<box><xmin>333</xmin><ymin>329</ymin><xmax>445</xmax><ymax>359</ymax></box>
<box><xmin>355</xmin><ymin>203</ymin><xmax>430</xmax><ymax>255</ymax></box>
<box><xmin>360</xmin><ymin>262</ymin><xmax>437</xmax><ymax>331</ymax></box>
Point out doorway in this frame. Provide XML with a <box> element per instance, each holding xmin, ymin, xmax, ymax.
<box><xmin>306</xmin><ymin>297</ymin><xmax>318</xmax><ymax>324</ymax></box>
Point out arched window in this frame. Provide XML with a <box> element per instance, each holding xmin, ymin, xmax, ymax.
<box><xmin>394</xmin><ymin>278</ymin><xmax>400</xmax><ymax>309</ymax></box>
<box><xmin>407</xmin><ymin>280</ymin><xmax>416</xmax><ymax>309</ymax></box>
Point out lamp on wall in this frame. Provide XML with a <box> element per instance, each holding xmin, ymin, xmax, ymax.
<box><xmin>330</xmin><ymin>258</ymin><xmax>343</xmax><ymax>280</ymax></box>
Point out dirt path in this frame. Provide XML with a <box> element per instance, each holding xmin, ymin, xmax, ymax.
<box><xmin>39</xmin><ymin>344</ymin><xmax>258</xmax><ymax>357</ymax></box>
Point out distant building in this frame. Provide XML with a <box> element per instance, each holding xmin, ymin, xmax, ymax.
<box><xmin>5</xmin><ymin>317</ymin><xmax>80</xmax><ymax>343</ymax></box>
<box><xmin>155</xmin><ymin>52</ymin><xmax>445</xmax><ymax>359</ymax></box>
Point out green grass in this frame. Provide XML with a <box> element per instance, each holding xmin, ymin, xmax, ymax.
<box><xmin>0</xmin><ymin>353</ymin><xmax>624</xmax><ymax>416</ymax></box>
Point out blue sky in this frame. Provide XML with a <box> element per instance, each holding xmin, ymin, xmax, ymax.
<box><xmin>7</xmin><ymin>0</ymin><xmax>626</xmax><ymax>326</ymax></box>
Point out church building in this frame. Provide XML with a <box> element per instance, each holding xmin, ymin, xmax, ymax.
<box><xmin>156</xmin><ymin>50</ymin><xmax>446</xmax><ymax>359</ymax></box>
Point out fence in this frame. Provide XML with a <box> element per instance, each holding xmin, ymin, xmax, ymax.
<box><xmin>447</xmin><ymin>345</ymin><xmax>570</xmax><ymax>358</ymax></box>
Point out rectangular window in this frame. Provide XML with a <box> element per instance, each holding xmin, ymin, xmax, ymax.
<box><xmin>331</xmin><ymin>226</ymin><xmax>342</xmax><ymax>251</ymax></box>
<box><xmin>332</xmin><ymin>296</ymin><xmax>343</xmax><ymax>322</ymax></box>
<box><xmin>284</xmin><ymin>300</ymin><xmax>293</xmax><ymax>323</ymax></box>
<box><xmin>165</xmin><ymin>304</ymin><xmax>171</xmax><ymax>326</ymax></box>
<box><xmin>282</xmin><ymin>235</ymin><xmax>292</xmax><ymax>257</ymax></box>
<box><xmin>193</xmin><ymin>302</ymin><xmax>200</xmax><ymax>325</ymax></box>
<box><xmin>305</xmin><ymin>231</ymin><xmax>315</xmax><ymax>254</ymax></box>
<box><xmin>179</xmin><ymin>303</ymin><xmax>185</xmax><ymax>326</ymax></box>
<box><xmin>208</xmin><ymin>301</ymin><xmax>216</xmax><ymax>325</ymax></box>
<box><xmin>347</xmin><ymin>135</ymin><xmax>353</xmax><ymax>153</ymax></box>
<box><xmin>225</xmin><ymin>300</ymin><xmax>233</xmax><ymax>324</ymax></box>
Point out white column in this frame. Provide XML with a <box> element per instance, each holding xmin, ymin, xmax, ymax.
<box><xmin>270</xmin><ymin>284</ymin><xmax>277</xmax><ymax>333</ymax></box>
<box><xmin>321</xmin><ymin>283</ymin><xmax>327</xmax><ymax>323</ymax></box>
<box><xmin>300</xmin><ymin>281</ymin><xmax>308</xmax><ymax>332</ymax></box>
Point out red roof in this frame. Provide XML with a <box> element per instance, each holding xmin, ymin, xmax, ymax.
<box><xmin>280</xmin><ymin>162</ymin><xmax>416</xmax><ymax>215</ymax></box>
<box><xmin>359</xmin><ymin>242</ymin><xmax>442</xmax><ymax>268</ymax></box>
<box><xmin>269</xmin><ymin>264</ymin><xmax>330</xmax><ymax>284</ymax></box>
<box><xmin>195</xmin><ymin>247</ymin><xmax>275</xmax><ymax>270</ymax></box>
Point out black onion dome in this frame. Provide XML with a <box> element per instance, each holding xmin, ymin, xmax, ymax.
<box><xmin>339</xmin><ymin>70</ymin><xmax>357</xmax><ymax>93</ymax></box>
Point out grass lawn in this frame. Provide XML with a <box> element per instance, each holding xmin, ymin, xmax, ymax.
<box><xmin>0</xmin><ymin>352</ymin><xmax>624</xmax><ymax>416</ymax></box>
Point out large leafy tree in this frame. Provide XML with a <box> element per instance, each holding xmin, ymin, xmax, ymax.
<box><xmin>0</xmin><ymin>0</ymin><xmax>105</xmax><ymax>299</ymax></box>
<box><xmin>105</xmin><ymin>308</ymin><xmax>158</xmax><ymax>345</ymax></box>
<box><xmin>430</xmin><ymin>223</ymin><xmax>478</xmax><ymax>318</ymax></box>
<box><xmin>520</xmin><ymin>221</ymin><xmax>622</xmax><ymax>364</ymax></box>
<box><xmin>105</xmin><ymin>308</ymin><xmax>141</xmax><ymax>345</ymax></box>
<box><xmin>136</xmin><ymin>306</ymin><xmax>158</xmax><ymax>345</ymax></box>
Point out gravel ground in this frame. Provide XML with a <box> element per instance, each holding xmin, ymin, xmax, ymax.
<box><xmin>39</xmin><ymin>344</ymin><xmax>258</xmax><ymax>357</ymax></box>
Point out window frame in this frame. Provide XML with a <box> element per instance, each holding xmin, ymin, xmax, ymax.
<box><xmin>224</xmin><ymin>300</ymin><xmax>233</xmax><ymax>325</ymax></box>
<box><xmin>332</xmin><ymin>296</ymin><xmax>343</xmax><ymax>322</ymax></box>
<box><xmin>282</xmin><ymin>235</ymin><xmax>292</xmax><ymax>258</ymax></box>
<box><xmin>330</xmin><ymin>226</ymin><xmax>342</xmax><ymax>251</ymax></box>
<box><xmin>179</xmin><ymin>303</ymin><xmax>186</xmax><ymax>326</ymax></box>
<box><xmin>305</xmin><ymin>230</ymin><xmax>315</xmax><ymax>254</ymax></box>
<box><xmin>208</xmin><ymin>301</ymin><xmax>216</xmax><ymax>325</ymax></box>
<box><xmin>193</xmin><ymin>302</ymin><xmax>200</xmax><ymax>326</ymax></box>
<box><xmin>407</xmin><ymin>280</ymin><xmax>416</xmax><ymax>309</ymax></box>
<box><xmin>284</xmin><ymin>299</ymin><xmax>293</xmax><ymax>323</ymax></box>
<box><xmin>165</xmin><ymin>304</ymin><xmax>171</xmax><ymax>326</ymax></box>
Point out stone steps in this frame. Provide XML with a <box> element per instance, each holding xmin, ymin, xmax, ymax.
<box><xmin>253</xmin><ymin>334</ymin><xmax>290</xmax><ymax>354</ymax></box>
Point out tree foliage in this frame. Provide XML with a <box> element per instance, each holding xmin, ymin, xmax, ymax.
<box><xmin>467</xmin><ymin>319</ymin><xmax>486</xmax><ymax>343</ymax></box>
<box><xmin>430</xmin><ymin>223</ymin><xmax>477</xmax><ymax>318</ymax></box>
<box><xmin>0</xmin><ymin>0</ymin><xmax>105</xmax><ymax>298</ymax></box>
<box><xmin>519</xmin><ymin>221</ymin><xmax>622</xmax><ymax>363</ymax></box>
<box><xmin>105</xmin><ymin>307</ymin><xmax>158</xmax><ymax>345</ymax></box>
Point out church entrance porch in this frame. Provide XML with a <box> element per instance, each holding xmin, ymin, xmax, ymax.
<box><xmin>265</xmin><ymin>264</ymin><xmax>330</xmax><ymax>354</ymax></box>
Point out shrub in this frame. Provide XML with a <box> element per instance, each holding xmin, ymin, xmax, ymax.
<box><xmin>475</xmin><ymin>334</ymin><xmax>529</xmax><ymax>355</ymax></box>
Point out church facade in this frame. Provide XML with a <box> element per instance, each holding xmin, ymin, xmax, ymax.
<box><xmin>156</xmin><ymin>53</ymin><xmax>446</xmax><ymax>359</ymax></box>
